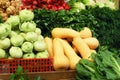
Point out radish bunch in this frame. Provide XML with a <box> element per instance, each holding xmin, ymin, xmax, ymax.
<box><xmin>21</xmin><ymin>0</ymin><xmax>70</xmax><ymax>11</ymax></box>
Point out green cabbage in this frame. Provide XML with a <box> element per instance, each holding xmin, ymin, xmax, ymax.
<box><xmin>96</xmin><ymin>2</ymin><xmax>105</xmax><ymax>8</ymax></box>
<box><xmin>0</xmin><ymin>48</ymin><xmax>7</xmax><ymax>58</ymax></box>
<box><xmin>36</xmin><ymin>50</ymin><xmax>49</xmax><ymax>58</ymax></box>
<box><xmin>19</xmin><ymin>9</ymin><xmax>34</xmax><ymax>22</ymax></box>
<box><xmin>72</xmin><ymin>2</ymin><xmax>86</xmax><ymax>12</ymax></box>
<box><xmin>23</xmin><ymin>52</ymin><xmax>35</xmax><ymax>58</ymax></box>
<box><xmin>35</xmin><ymin>28</ymin><xmax>41</xmax><ymax>35</ymax></box>
<box><xmin>9</xmin><ymin>46</ymin><xmax>23</xmax><ymax>58</ymax></box>
<box><xmin>21</xmin><ymin>42</ymin><xmax>33</xmax><ymax>52</ymax></box>
<box><xmin>104</xmin><ymin>1</ymin><xmax>115</xmax><ymax>9</ymax></box>
<box><xmin>5</xmin><ymin>15</ymin><xmax>20</xmax><ymax>29</ymax></box>
<box><xmin>0</xmin><ymin>23</ymin><xmax>11</xmax><ymax>39</ymax></box>
<box><xmin>0</xmin><ymin>38</ymin><xmax>11</xmax><ymax>49</ymax></box>
<box><xmin>9</xmin><ymin>31</ymin><xmax>18</xmax><ymax>38</ymax></box>
<box><xmin>25</xmin><ymin>32</ymin><xmax>38</xmax><ymax>42</ymax></box>
<box><xmin>10</xmin><ymin>35</ymin><xmax>24</xmax><ymax>46</ymax></box>
<box><xmin>19</xmin><ymin>21</ymin><xmax>36</xmax><ymax>32</ymax></box>
<box><xmin>82</xmin><ymin>0</ymin><xmax>95</xmax><ymax>6</ymax></box>
<box><xmin>33</xmin><ymin>41</ymin><xmax>46</xmax><ymax>51</ymax></box>
<box><xmin>37</xmin><ymin>35</ymin><xmax>44</xmax><ymax>41</ymax></box>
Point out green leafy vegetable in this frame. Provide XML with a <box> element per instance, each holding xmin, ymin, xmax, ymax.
<box><xmin>10</xmin><ymin>66</ymin><xmax>41</xmax><ymax>80</ymax></box>
<box><xmin>90</xmin><ymin>7</ymin><xmax>120</xmax><ymax>49</ymax></box>
<box><xmin>33</xmin><ymin>8</ymin><xmax>98</xmax><ymax>37</ymax></box>
<box><xmin>76</xmin><ymin>49</ymin><xmax>120</xmax><ymax>80</ymax></box>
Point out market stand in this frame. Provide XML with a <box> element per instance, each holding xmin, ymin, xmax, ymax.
<box><xmin>0</xmin><ymin>0</ymin><xmax>120</xmax><ymax>80</ymax></box>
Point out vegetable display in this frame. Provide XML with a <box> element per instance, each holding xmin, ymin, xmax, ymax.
<box><xmin>0</xmin><ymin>9</ymin><xmax>49</xmax><ymax>59</ymax></box>
<box><xmin>0</xmin><ymin>0</ymin><xmax>120</xmax><ymax>80</ymax></box>
<box><xmin>46</xmin><ymin>27</ymin><xmax>99</xmax><ymax>70</ymax></box>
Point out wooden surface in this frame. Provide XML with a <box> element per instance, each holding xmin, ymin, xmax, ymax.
<box><xmin>0</xmin><ymin>70</ymin><xmax>76</xmax><ymax>80</ymax></box>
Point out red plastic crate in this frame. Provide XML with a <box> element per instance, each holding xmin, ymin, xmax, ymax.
<box><xmin>0</xmin><ymin>58</ymin><xmax>54</xmax><ymax>73</ymax></box>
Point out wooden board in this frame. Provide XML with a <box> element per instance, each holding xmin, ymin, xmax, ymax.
<box><xmin>0</xmin><ymin>70</ymin><xmax>76</xmax><ymax>80</ymax></box>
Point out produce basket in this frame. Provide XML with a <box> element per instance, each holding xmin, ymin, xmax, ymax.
<box><xmin>0</xmin><ymin>58</ymin><xmax>54</xmax><ymax>73</ymax></box>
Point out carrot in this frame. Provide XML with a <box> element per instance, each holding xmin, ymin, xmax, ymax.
<box><xmin>72</xmin><ymin>37</ymin><xmax>91</xmax><ymax>59</ymax></box>
<box><xmin>44</xmin><ymin>37</ymin><xmax>53</xmax><ymax>57</ymax></box>
<box><xmin>53</xmin><ymin>38</ymin><xmax>70</xmax><ymax>71</ymax></box>
<box><xmin>51</xmin><ymin>28</ymin><xmax>80</xmax><ymax>38</ymax></box>
<box><xmin>58</xmin><ymin>38</ymin><xmax>81</xmax><ymax>70</ymax></box>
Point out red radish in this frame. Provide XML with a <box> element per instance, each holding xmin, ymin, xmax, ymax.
<box><xmin>32</xmin><ymin>5</ymin><xmax>36</xmax><ymax>9</ymax></box>
<box><xmin>27</xmin><ymin>0</ymin><xmax>32</xmax><ymax>3</ymax></box>
<box><xmin>22</xmin><ymin>0</ymin><xmax>27</xmax><ymax>3</ymax></box>
<box><xmin>64</xmin><ymin>5</ymin><xmax>70</xmax><ymax>10</ymax></box>
<box><xmin>47</xmin><ymin>4</ymin><xmax>52</xmax><ymax>8</ymax></box>
<box><xmin>57</xmin><ymin>6</ymin><xmax>64</xmax><ymax>10</ymax></box>
<box><xmin>21</xmin><ymin>0</ymin><xmax>70</xmax><ymax>11</ymax></box>
<box><xmin>33</xmin><ymin>0</ymin><xmax>38</xmax><ymax>5</ymax></box>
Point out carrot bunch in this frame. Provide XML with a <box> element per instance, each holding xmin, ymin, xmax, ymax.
<box><xmin>44</xmin><ymin>27</ymin><xmax>99</xmax><ymax>70</ymax></box>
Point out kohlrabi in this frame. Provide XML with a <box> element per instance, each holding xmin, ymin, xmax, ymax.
<box><xmin>10</xmin><ymin>35</ymin><xmax>24</xmax><ymax>46</ymax></box>
<box><xmin>0</xmin><ymin>48</ymin><xmax>7</xmax><ymax>58</ymax></box>
<box><xmin>9</xmin><ymin>31</ymin><xmax>18</xmax><ymax>38</ymax></box>
<box><xmin>23</xmin><ymin>52</ymin><xmax>35</xmax><ymax>58</ymax></box>
<box><xmin>72</xmin><ymin>2</ymin><xmax>86</xmax><ymax>12</ymax></box>
<box><xmin>0</xmin><ymin>23</ymin><xmax>11</xmax><ymax>39</ymax></box>
<box><xmin>35</xmin><ymin>28</ymin><xmax>41</xmax><ymax>35</ymax></box>
<box><xmin>19</xmin><ymin>33</ymin><xmax>26</xmax><ymax>39</ymax></box>
<box><xmin>8</xmin><ymin>56</ymin><xmax>13</xmax><ymax>59</ymax></box>
<box><xmin>25</xmin><ymin>32</ymin><xmax>38</xmax><ymax>42</ymax></box>
<box><xmin>104</xmin><ymin>1</ymin><xmax>116</xmax><ymax>9</ymax></box>
<box><xmin>9</xmin><ymin>46</ymin><xmax>23</xmax><ymax>58</ymax></box>
<box><xmin>0</xmin><ymin>38</ymin><xmax>11</xmax><ymax>49</ymax></box>
<box><xmin>21</xmin><ymin>42</ymin><xmax>33</xmax><ymax>52</ymax></box>
<box><xmin>37</xmin><ymin>35</ymin><xmax>44</xmax><ymax>41</ymax></box>
<box><xmin>5</xmin><ymin>15</ymin><xmax>20</xmax><ymax>29</ymax></box>
<box><xmin>19</xmin><ymin>9</ymin><xmax>34</xmax><ymax>22</ymax></box>
<box><xmin>19</xmin><ymin>21</ymin><xmax>36</xmax><ymax>32</ymax></box>
<box><xmin>82</xmin><ymin>0</ymin><xmax>95</xmax><ymax>6</ymax></box>
<box><xmin>36</xmin><ymin>50</ymin><xmax>49</xmax><ymax>58</ymax></box>
<box><xmin>96</xmin><ymin>2</ymin><xmax>105</xmax><ymax>8</ymax></box>
<box><xmin>33</xmin><ymin>40</ymin><xmax>46</xmax><ymax>51</ymax></box>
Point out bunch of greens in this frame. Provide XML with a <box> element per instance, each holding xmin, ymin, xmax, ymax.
<box><xmin>33</xmin><ymin>6</ymin><xmax>120</xmax><ymax>50</ymax></box>
<box><xmin>76</xmin><ymin>48</ymin><xmax>120</xmax><ymax>80</ymax></box>
<box><xmin>33</xmin><ymin>8</ymin><xmax>98</xmax><ymax>37</ymax></box>
<box><xmin>89</xmin><ymin>7</ymin><xmax>120</xmax><ymax>49</ymax></box>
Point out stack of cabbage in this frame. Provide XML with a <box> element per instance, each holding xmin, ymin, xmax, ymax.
<box><xmin>0</xmin><ymin>9</ymin><xmax>49</xmax><ymax>59</ymax></box>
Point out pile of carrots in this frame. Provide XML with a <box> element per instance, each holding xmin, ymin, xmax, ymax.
<box><xmin>44</xmin><ymin>27</ymin><xmax>99</xmax><ymax>71</ymax></box>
